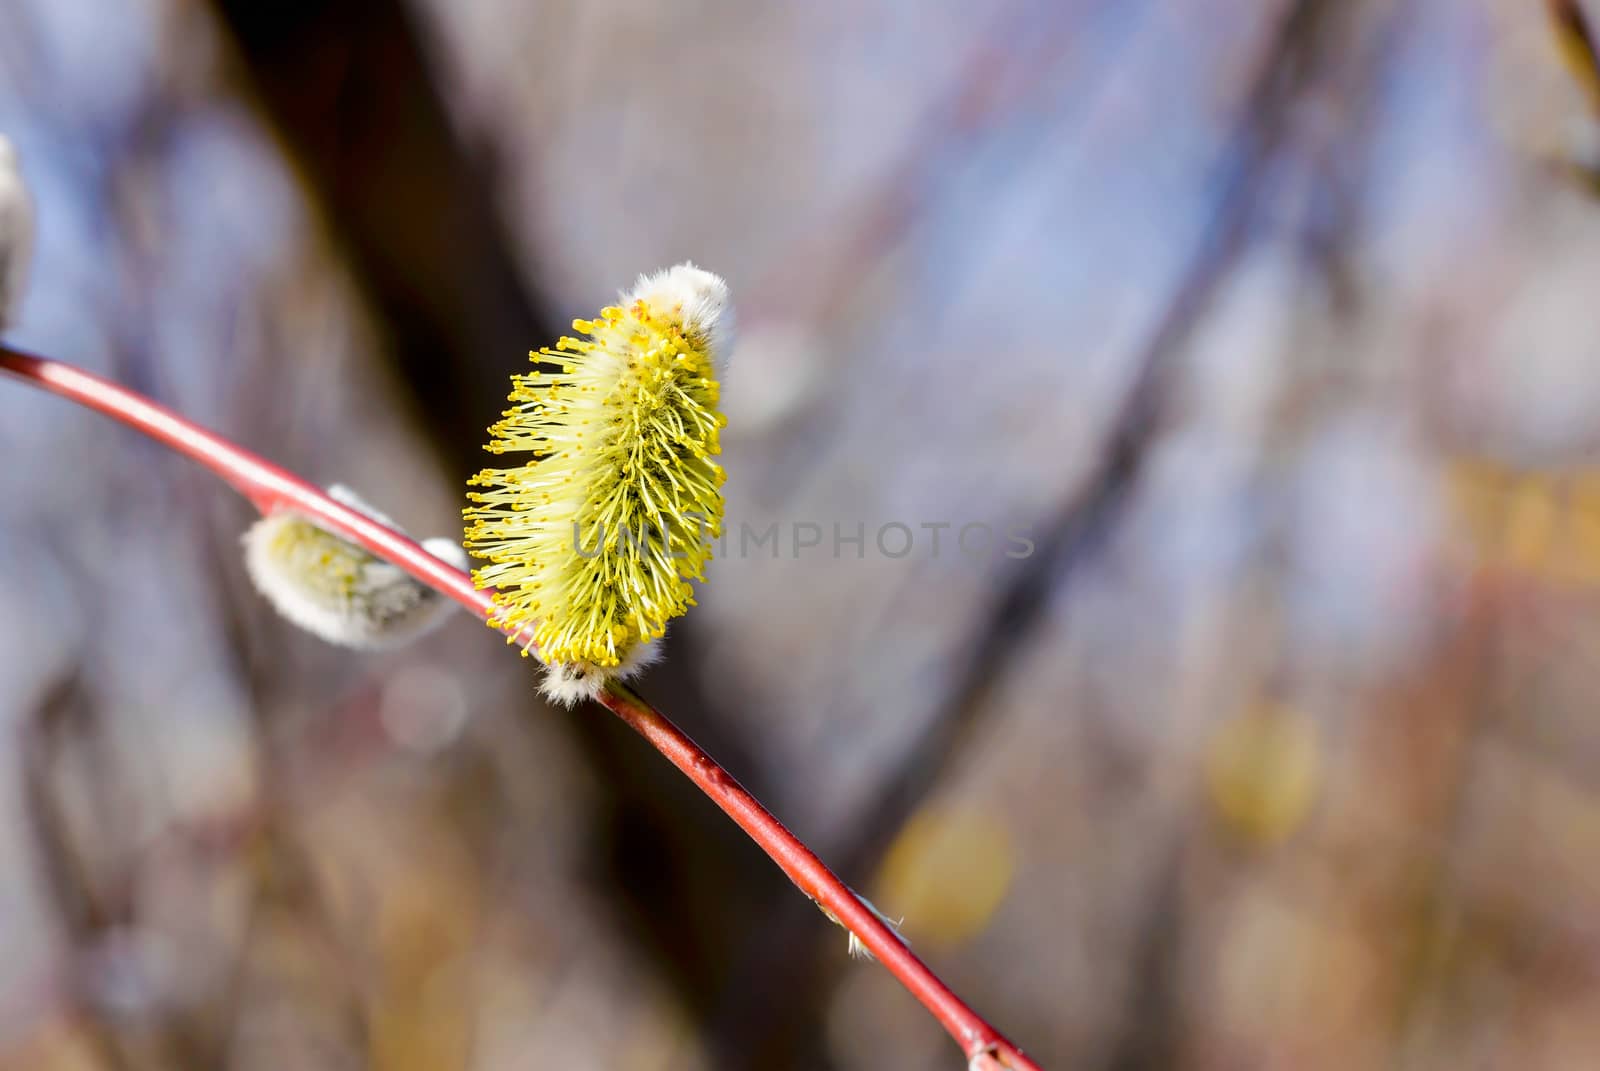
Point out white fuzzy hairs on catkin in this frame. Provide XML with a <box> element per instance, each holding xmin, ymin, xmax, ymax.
<box><xmin>845</xmin><ymin>893</ymin><xmax>907</xmax><ymax>962</ymax></box>
<box><xmin>820</xmin><ymin>891</ymin><xmax>907</xmax><ymax>963</ymax></box>
<box><xmin>626</xmin><ymin>262</ymin><xmax>735</xmax><ymax>377</ymax></box>
<box><xmin>243</xmin><ymin>485</ymin><xmax>467</xmax><ymax>650</ymax></box>
<box><xmin>537</xmin><ymin>636</ymin><xmax>663</xmax><ymax>707</ymax></box>
<box><xmin>0</xmin><ymin>134</ymin><xmax>36</xmax><ymax>332</ymax></box>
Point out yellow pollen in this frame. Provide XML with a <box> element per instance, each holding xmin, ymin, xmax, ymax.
<box><xmin>463</xmin><ymin>294</ymin><xmax>725</xmax><ymax>669</ymax></box>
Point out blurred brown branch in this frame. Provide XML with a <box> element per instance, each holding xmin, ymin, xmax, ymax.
<box><xmin>198</xmin><ymin>3</ymin><xmax>792</xmax><ymax>1054</ymax></box>
<box><xmin>21</xmin><ymin>675</ymin><xmax>219</xmax><ymax>1070</ymax></box>
<box><xmin>205</xmin><ymin>0</ymin><xmax>558</xmax><ymax>459</ymax></box>
<box><xmin>713</xmin><ymin>1</ymin><xmax>1351</xmax><ymax>1064</ymax></box>
<box><xmin>1549</xmin><ymin>0</ymin><xmax>1600</xmax><ymax>116</ymax></box>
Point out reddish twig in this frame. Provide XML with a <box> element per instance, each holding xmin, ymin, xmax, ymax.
<box><xmin>0</xmin><ymin>345</ymin><xmax>1042</xmax><ymax>1071</ymax></box>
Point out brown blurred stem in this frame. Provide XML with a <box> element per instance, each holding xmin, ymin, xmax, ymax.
<box><xmin>21</xmin><ymin>676</ymin><xmax>134</xmax><ymax>1071</ymax></box>
<box><xmin>714</xmin><ymin>0</ymin><xmax>1344</xmax><ymax>1062</ymax></box>
<box><xmin>839</xmin><ymin>0</ymin><xmax>1337</xmax><ymax>878</ymax></box>
<box><xmin>21</xmin><ymin>675</ymin><xmax>220</xmax><ymax>1069</ymax></box>
<box><xmin>203</xmin><ymin>0</ymin><xmax>558</xmax><ymax>457</ymax></box>
<box><xmin>1549</xmin><ymin>0</ymin><xmax>1600</xmax><ymax>115</ymax></box>
<box><xmin>199</xmin><ymin>1</ymin><xmax>789</xmax><ymax>1035</ymax></box>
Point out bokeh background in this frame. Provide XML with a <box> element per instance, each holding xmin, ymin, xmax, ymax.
<box><xmin>3</xmin><ymin>0</ymin><xmax>1600</xmax><ymax>1067</ymax></box>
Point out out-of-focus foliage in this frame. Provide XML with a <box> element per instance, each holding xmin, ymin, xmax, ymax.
<box><xmin>877</xmin><ymin>808</ymin><xmax>1015</xmax><ymax>948</ymax></box>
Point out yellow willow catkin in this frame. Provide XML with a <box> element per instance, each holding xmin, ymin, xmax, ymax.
<box><xmin>464</xmin><ymin>263</ymin><xmax>732</xmax><ymax>700</ymax></box>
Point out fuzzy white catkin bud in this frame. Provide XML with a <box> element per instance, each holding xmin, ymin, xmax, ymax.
<box><xmin>0</xmin><ymin>134</ymin><xmax>36</xmax><ymax>332</ymax></box>
<box><xmin>537</xmin><ymin>636</ymin><xmax>663</xmax><ymax>707</ymax></box>
<box><xmin>243</xmin><ymin>485</ymin><xmax>467</xmax><ymax>650</ymax></box>
<box><xmin>822</xmin><ymin>891</ymin><xmax>907</xmax><ymax>963</ymax></box>
<box><xmin>626</xmin><ymin>262</ymin><xmax>735</xmax><ymax>377</ymax></box>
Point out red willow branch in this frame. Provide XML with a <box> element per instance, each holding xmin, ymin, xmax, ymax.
<box><xmin>0</xmin><ymin>345</ymin><xmax>1042</xmax><ymax>1071</ymax></box>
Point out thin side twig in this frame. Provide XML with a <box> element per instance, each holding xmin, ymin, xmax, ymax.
<box><xmin>1549</xmin><ymin>0</ymin><xmax>1600</xmax><ymax>116</ymax></box>
<box><xmin>0</xmin><ymin>345</ymin><xmax>1043</xmax><ymax>1071</ymax></box>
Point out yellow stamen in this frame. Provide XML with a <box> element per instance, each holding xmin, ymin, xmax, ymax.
<box><xmin>464</xmin><ymin>267</ymin><xmax>729</xmax><ymax>671</ymax></box>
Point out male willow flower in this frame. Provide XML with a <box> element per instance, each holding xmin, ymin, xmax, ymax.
<box><xmin>244</xmin><ymin>485</ymin><xmax>467</xmax><ymax>649</ymax></box>
<box><xmin>0</xmin><ymin>133</ymin><xmax>35</xmax><ymax>331</ymax></box>
<box><xmin>464</xmin><ymin>263</ymin><xmax>732</xmax><ymax>704</ymax></box>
